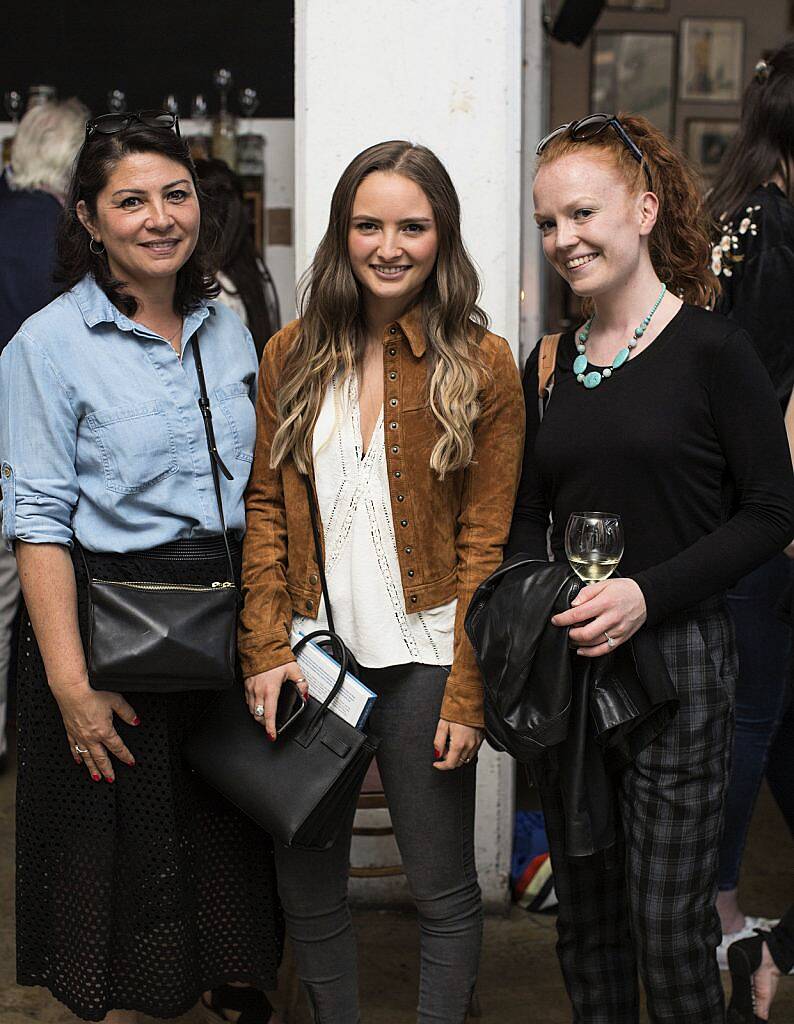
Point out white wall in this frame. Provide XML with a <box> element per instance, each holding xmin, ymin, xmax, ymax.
<box><xmin>295</xmin><ymin>0</ymin><xmax>542</xmax><ymax>912</ymax></box>
<box><xmin>295</xmin><ymin>0</ymin><xmax>524</xmax><ymax>357</ymax></box>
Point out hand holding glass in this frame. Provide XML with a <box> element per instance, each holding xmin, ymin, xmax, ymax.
<box><xmin>565</xmin><ymin>513</ymin><xmax>624</xmax><ymax>584</ymax></box>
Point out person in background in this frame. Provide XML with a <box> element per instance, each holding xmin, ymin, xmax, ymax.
<box><xmin>0</xmin><ymin>99</ymin><xmax>87</xmax><ymax>347</ymax></box>
<box><xmin>707</xmin><ymin>41</ymin><xmax>794</xmax><ymax>967</ymax></box>
<box><xmin>0</xmin><ymin>98</ymin><xmax>87</xmax><ymax>772</ymax></box>
<box><xmin>727</xmin><ymin>906</ymin><xmax>794</xmax><ymax>1021</ymax></box>
<box><xmin>194</xmin><ymin>158</ymin><xmax>280</xmax><ymax>359</ymax></box>
<box><xmin>509</xmin><ymin>112</ymin><xmax>794</xmax><ymax>1023</ymax></box>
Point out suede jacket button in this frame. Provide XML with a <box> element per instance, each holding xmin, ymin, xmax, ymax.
<box><xmin>306</xmin><ymin>599</ymin><xmax>314</xmax><ymax>611</ymax></box>
<box><xmin>405</xmin><ymin>546</ymin><xmax>412</xmax><ymax>554</ymax></box>
<box><xmin>407</xmin><ymin>569</ymin><xmax>415</xmax><ymax>577</ymax></box>
<box><xmin>400</xmin><ymin>519</ymin><xmax>408</xmax><ymax>527</ymax></box>
<box><xmin>397</xmin><ymin>494</ymin><xmax>405</xmax><ymax>502</ymax></box>
<box><xmin>388</xmin><ymin>326</ymin><xmax>398</xmax><ymax>335</ymax></box>
<box><xmin>388</xmin><ymin>347</ymin><xmax>397</xmax><ymax>356</ymax></box>
<box><xmin>309</xmin><ymin>573</ymin><xmax>318</xmax><ymax>585</ymax></box>
<box><xmin>389</xmin><ymin>371</ymin><xmax>397</xmax><ymax>380</ymax></box>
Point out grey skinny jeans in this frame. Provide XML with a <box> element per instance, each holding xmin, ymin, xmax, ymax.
<box><xmin>274</xmin><ymin>662</ymin><xmax>482</xmax><ymax>1024</ymax></box>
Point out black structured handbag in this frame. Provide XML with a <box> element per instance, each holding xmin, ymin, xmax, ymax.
<box><xmin>182</xmin><ymin>476</ymin><xmax>379</xmax><ymax>850</ymax></box>
<box><xmin>82</xmin><ymin>331</ymin><xmax>239</xmax><ymax>693</ymax></box>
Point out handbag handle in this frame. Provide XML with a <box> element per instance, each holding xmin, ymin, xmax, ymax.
<box><xmin>192</xmin><ymin>331</ymin><xmax>237</xmax><ymax>587</ymax></box>
<box><xmin>292</xmin><ymin>628</ymin><xmax>350</xmax><ymax>727</ymax></box>
<box><xmin>303</xmin><ymin>475</ymin><xmax>336</xmax><ymax>634</ymax></box>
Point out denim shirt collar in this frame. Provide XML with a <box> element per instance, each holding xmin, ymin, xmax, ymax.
<box><xmin>71</xmin><ymin>274</ymin><xmax>212</xmax><ymax>339</ymax></box>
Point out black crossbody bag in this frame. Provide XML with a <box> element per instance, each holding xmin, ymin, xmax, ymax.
<box><xmin>183</xmin><ymin>477</ymin><xmax>379</xmax><ymax>850</ymax></box>
<box><xmin>81</xmin><ymin>331</ymin><xmax>239</xmax><ymax>693</ymax></box>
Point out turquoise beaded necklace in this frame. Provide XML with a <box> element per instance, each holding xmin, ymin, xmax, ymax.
<box><xmin>574</xmin><ymin>283</ymin><xmax>667</xmax><ymax>389</ymax></box>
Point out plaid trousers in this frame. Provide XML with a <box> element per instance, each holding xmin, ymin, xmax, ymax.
<box><xmin>536</xmin><ymin>599</ymin><xmax>737</xmax><ymax>1023</ymax></box>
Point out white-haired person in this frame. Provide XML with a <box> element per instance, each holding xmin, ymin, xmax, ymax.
<box><xmin>0</xmin><ymin>97</ymin><xmax>87</xmax><ymax>772</ymax></box>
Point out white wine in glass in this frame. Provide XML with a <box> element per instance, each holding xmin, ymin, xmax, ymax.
<box><xmin>565</xmin><ymin>512</ymin><xmax>624</xmax><ymax>584</ymax></box>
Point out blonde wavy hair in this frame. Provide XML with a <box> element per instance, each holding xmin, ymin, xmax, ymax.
<box><xmin>270</xmin><ymin>140</ymin><xmax>488</xmax><ymax>479</ymax></box>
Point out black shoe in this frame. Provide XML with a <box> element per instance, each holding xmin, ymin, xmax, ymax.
<box><xmin>201</xmin><ymin>985</ymin><xmax>274</xmax><ymax>1023</ymax></box>
<box><xmin>727</xmin><ymin>933</ymin><xmax>765</xmax><ymax>1024</ymax></box>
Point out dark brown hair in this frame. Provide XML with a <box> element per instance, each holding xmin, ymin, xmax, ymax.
<box><xmin>708</xmin><ymin>41</ymin><xmax>794</xmax><ymax>222</ymax></box>
<box><xmin>55</xmin><ymin>123</ymin><xmax>218</xmax><ymax>316</ymax></box>
<box><xmin>537</xmin><ymin>113</ymin><xmax>718</xmax><ymax>308</ymax></box>
<box><xmin>194</xmin><ymin>158</ymin><xmax>279</xmax><ymax>357</ymax></box>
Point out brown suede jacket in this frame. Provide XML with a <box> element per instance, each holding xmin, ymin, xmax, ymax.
<box><xmin>238</xmin><ymin>307</ymin><xmax>525</xmax><ymax>727</ymax></box>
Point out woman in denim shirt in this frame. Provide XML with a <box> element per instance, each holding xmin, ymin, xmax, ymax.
<box><xmin>0</xmin><ymin>116</ymin><xmax>283</xmax><ymax>1024</ymax></box>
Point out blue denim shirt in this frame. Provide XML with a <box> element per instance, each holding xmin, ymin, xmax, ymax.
<box><xmin>0</xmin><ymin>275</ymin><xmax>258</xmax><ymax>552</ymax></box>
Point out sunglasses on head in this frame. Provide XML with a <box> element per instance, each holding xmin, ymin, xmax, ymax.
<box><xmin>536</xmin><ymin>113</ymin><xmax>653</xmax><ymax>192</ymax></box>
<box><xmin>85</xmin><ymin>109</ymin><xmax>181</xmax><ymax>140</ymax></box>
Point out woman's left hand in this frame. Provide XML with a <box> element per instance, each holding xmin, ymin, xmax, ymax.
<box><xmin>433</xmin><ymin>719</ymin><xmax>483</xmax><ymax>771</ymax></box>
<box><xmin>551</xmin><ymin>578</ymin><xmax>647</xmax><ymax>657</ymax></box>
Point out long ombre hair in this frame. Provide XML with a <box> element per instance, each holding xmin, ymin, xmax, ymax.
<box><xmin>536</xmin><ymin>113</ymin><xmax>718</xmax><ymax>310</ymax></box>
<box><xmin>270</xmin><ymin>141</ymin><xmax>488</xmax><ymax>478</ymax></box>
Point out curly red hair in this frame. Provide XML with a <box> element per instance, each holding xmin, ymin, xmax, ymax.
<box><xmin>536</xmin><ymin>113</ymin><xmax>718</xmax><ymax>309</ymax></box>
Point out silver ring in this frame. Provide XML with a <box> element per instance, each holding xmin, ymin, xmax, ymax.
<box><xmin>604</xmin><ymin>632</ymin><xmax>616</xmax><ymax>649</ymax></box>
<box><xmin>462</xmin><ymin>756</ymin><xmax>471</xmax><ymax>764</ymax></box>
<box><xmin>254</xmin><ymin>704</ymin><xmax>265</xmax><ymax>718</ymax></box>
<box><xmin>75</xmin><ymin>743</ymin><xmax>89</xmax><ymax>754</ymax></box>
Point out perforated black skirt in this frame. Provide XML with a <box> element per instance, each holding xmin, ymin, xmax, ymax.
<box><xmin>15</xmin><ymin>539</ymin><xmax>283</xmax><ymax>1021</ymax></box>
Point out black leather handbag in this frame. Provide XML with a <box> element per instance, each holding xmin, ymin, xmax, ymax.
<box><xmin>182</xmin><ymin>477</ymin><xmax>379</xmax><ymax>850</ymax></box>
<box><xmin>82</xmin><ymin>332</ymin><xmax>239</xmax><ymax>693</ymax></box>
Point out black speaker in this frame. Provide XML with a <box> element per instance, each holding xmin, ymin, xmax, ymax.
<box><xmin>550</xmin><ymin>0</ymin><xmax>606</xmax><ymax>47</ymax></box>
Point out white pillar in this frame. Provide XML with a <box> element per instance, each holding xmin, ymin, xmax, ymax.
<box><xmin>295</xmin><ymin>0</ymin><xmax>541</xmax><ymax>911</ymax></box>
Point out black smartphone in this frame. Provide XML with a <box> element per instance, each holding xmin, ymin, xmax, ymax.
<box><xmin>275</xmin><ymin>679</ymin><xmax>306</xmax><ymax>735</ymax></box>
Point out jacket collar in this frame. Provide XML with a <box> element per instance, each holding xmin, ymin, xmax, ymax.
<box><xmin>394</xmin><ymin>305</ymin><xmax>427</xmax><ymax>358</ymax></box>
<box><xmin>71</xmin><ymin>274</ymin><xmax>211</xmax><ymax>336</ymax></box>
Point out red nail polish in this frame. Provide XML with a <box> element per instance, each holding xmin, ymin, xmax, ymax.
<box><xmin>105</xmin><ymin>777</ymin><xmax>114</xmax><ymax>784</ymax></box>
<box><xmin>434</xmin><ymin>748</ymin><xmax>441</xmax><ymax>759</ymax></box>
<box><xmin>132</xmin><ymin>716</ymin><xmax>141</xmax><ymax>726</ymax></box>
<box><xmin>128</xmin><ymin>762</ymin><xmax>136</xmax><ymax>768</ymax></box>
<box><xmin>92</xmin><ymin>773</ymin><xmax>101</xmax><ymax>782</ymax></box>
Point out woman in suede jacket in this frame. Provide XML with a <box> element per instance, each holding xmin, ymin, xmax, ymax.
<box><xmin>238</xmin><ymin>140</ymin><xmax>524</xmax><ymax>1024</ymax></box>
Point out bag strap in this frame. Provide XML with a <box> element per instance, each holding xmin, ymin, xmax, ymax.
<box><xmin>192</xmin><ymin>331</ymin><xmax>237</xmax><ymax>586</ymax></box>
<box><xmin>537</xmin><ymin>332</ymin><xmax>562</xmax><ymax>422</ymax></box>
<box><xmin>303</xmin><ymin>475</ymin><xmax>336</xmax><ymax>634</ymax></box>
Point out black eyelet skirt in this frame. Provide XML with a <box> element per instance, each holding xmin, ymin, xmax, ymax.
<box><xmin>15</xmin><ymin>537</ymin><xmax>283</xmax><ymax>1021</ymax></box>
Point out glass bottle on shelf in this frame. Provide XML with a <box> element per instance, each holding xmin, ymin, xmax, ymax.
<box><xmin>212</xmin><ymin>68</ymin><xmax>237</xmax><ymax>170</ymax></box>
<box><xmin>26</xmin><ymin>85</ymin><xmax>57</xmax><ymax>110</ymax></box>
<box><xmin>237</xmin><ymin>87</ymin><xmax>264</xmax><ymax>181</ymax></box>
<box><xmin>188</xmin><ymin>94</ymin><xmax>211</xmax><ymax>160</ymax></box>
<box><xmin>2</xmin><ymin>91</ymin><xmax>22</xmax><ymax>166</ymax></box>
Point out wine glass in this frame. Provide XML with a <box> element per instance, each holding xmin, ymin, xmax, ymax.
<box><xmin>565</xmin><ymin>512</ymin><xmax>624</xmax><ymax>584</ymax></box>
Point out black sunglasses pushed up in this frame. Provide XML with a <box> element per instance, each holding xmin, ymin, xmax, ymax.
<box><xmin>85</xmin><ymin>109</ymin><xmax>180</xmax><ymax>140</ymax></box>
<box><xmin>536</xmin><ymin>113</ymin><xmax>653</xmax><ymax>192</ymax></box>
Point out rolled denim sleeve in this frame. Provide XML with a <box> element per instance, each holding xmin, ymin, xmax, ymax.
<box><xmin>0</xmin><ymin>330</ymin><xmax>79</xmax><ymax>548</ymax></box>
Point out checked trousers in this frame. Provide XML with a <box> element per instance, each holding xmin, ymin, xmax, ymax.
<box><xmin>536</xmin><ymin>599</ymin><xmax>737</xmax><ymax>1024</ymax></box>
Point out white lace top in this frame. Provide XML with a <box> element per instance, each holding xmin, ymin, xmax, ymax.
<box><xmin>289</xmin><ymin>373</ymin><xmax>456</xmax><ymax>668</ymax></box>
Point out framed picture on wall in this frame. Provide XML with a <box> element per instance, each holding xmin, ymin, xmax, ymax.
<box><xmin>685</xmin><ymin>119</ymin><xmax>739</xmax><ymax>180</ymax></box>
<box><xmin>679</xmin><ymin>18</ymin><xmax>744</xmax><ymax>102</ymax></box>
<box><xmin>591</xmin><ymin>32</ymin><xmax>676</xmax><ymax>135</ymax></box>
<box><xmin>606</xmin><ymin>0</ymin><xmax>669</xmax><ymax>10</ymax></box>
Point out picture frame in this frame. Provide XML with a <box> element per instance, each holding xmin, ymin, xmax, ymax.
<box><xmin>606</xmin><ymin>0</ymin><xmax>669</xmax><ymax>11</ymax></box>
<box><xmin>679</xmin><ymin>18</ymin><xmax>744</xmax><ymax>102</ymax></box>
<box><xmin>685</xmin><ymin>119</ymin><xmax>739</xmax><ymax>180</ymax></box>
<box><xmin>591</xmin><ymin>31</ymin><xmax>676</xmax><ymax>135</ymax></box>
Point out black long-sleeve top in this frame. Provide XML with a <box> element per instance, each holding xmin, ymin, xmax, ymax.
<box><xmin>507</xmin><ymin>304</ymin><xmax>794</xmax><ymax>626</ymax></box>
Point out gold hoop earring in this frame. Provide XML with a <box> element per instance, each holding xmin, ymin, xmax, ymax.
<box><xmin>89</xmin><ymin>238</ymin><xmax>105</xmax><ymax>255</ymax></box>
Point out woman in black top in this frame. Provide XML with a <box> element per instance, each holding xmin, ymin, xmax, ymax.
<box><xmin>509</xmin><ymin>113</ymin><xmax>794</xmax><ymax>1023</ymax></box>
<box><xmin>707</xmin><ymin>41</ymin><xmax>794</xmax><ymax>965</ymax></box>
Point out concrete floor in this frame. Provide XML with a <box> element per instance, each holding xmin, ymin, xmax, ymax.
<box><xmin>0</xmin><ymin>762</ymin><xmax>792</xmax><ymax>1023</ymax></box>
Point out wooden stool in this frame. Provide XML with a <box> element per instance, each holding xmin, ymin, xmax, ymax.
<box><xmin>349</xmin><ymin>760</ymin><xmax>404</xmax><ymax>878</ymax></box>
